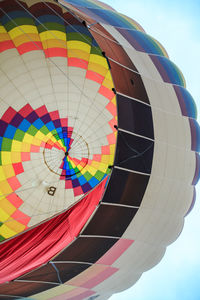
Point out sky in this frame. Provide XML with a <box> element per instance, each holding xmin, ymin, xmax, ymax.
<box><xmin>101</xmin><ymin>1</ymin><xmax>200</xmax><ymax>300</ymax></box>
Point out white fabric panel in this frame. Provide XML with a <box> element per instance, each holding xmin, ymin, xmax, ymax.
<box><xmin>125</xmin><ymin>48</ymin><xmax>164</xmax><ymax>82</ymax></box>
<box><xmin>152</xmin><ymin>142</ymin><xmax>195</xmax><ymax>183</ymax></box>
<box><xmin>113</xmin><ymin>241</ymin><xmax>165</xmax><ymax>272</ymax></box>
<box><xmin>93</xmin><ymin>245</ymin><xmax>164</xmax><ymax>297</ymax></box>
<box><xmin>93</xmin><ymin>268</ymin><xmax>141</xmax><ymax>295</ymax></box>
<box><xmin>152</xmin><ymin>108</ymin><xmax>191</xmax><ymax>149</ymax></box>
<box><xmin>141</xmin><ymin>175</ymin><xmax>194</xmax><ymax>216</ymax></box>
<box><xmin>123</xmin><ymin>207</ymin><xmax>184</xmax><ymax>246</ymax></box>
<box><xmin>141</xmin><ymin>75</ymin><xmax>182</xmax><ymax>115</ymax></box>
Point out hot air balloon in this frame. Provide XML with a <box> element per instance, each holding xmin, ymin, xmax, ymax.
<box><xmin>0</xmin><ymin>0</ymin><xmax>199</xmax><ymax>299</ymax></box>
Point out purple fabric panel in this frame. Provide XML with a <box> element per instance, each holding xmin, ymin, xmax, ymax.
<box><xmin>192</xmin><ymin>153</ymin><xmax>200</xmax><ymax>185</ymax></box>
<box><xmin>173</xmin><ymin>85</ymin><xmax>187</xmax><ymax>116</ymax></box>
<box><xmin>150</xmin><ymin>55</ymin><xmax>171</xmax><ymax>83</ymax></box>
<box><xmin>185</xmin><ymin>187</ymin><xmax>196</xmax><ymax>216</ymax></box>
<box><xmin>117</xmin><ymin>27</ymin><xmax>144</xmax><ymax>52</ymax></box>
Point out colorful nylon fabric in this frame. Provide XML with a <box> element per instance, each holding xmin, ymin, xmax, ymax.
<box><xmin>0</xmin><ymin>0</ymin><xmax>117</xmax><ymax>241</ymax></box>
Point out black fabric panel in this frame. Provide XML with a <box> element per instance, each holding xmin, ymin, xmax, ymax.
<box><xmin>0</xmin><ymin>281</ymin><xmax>56</xmax><ymax>297</ymax></box>
<box><xmin>102</xmin><ymin>168</ymin><xmax>149</xmax><ymax>206</ymax></box>
<box><xmin>117</xmin><ymin>94</ymin><xmax>154</xmax><ymax>139</ymax></box>
<box><xmin>53</xmin><ymin>237</ymin><xmax>118</xmax><ymax>263</ymax></box>
<box><xmin>19</xmin><ymin>262</ymin><xmax>90</xmax><ymax>284</ymax></box>
<box><xmin>29</xmin><ymin>1</ymin><xmax>63</xmax><ymax>17</ymax></box>
<box><xmin>0</xmin><ymin>0</ymin><xmax>28</xmax><ymax>16</ymax></box>
<box><xmin>109</xmin><ymin>60</ymin><xmax>149</xmax><ymax>104</ymax></box>
<box><xmin>0</xmin><ymin>296</ymin><xmax>19</xmax><ymax>299</ymax></box>
<box><xmin>82</xmin><ymin>205</ymin><xmax>138</xmax><ymax>237</ymax></box>
<box><xmin>114</xmin><ymin>131</ymin><xmax>154</xmax><ymax>173</ymax></box>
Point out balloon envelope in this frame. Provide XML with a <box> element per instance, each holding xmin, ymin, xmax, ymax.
<box><xmin>0</xmin><ymin>0</ymin><xmax>199</xmax><ymax>299</ymax></box>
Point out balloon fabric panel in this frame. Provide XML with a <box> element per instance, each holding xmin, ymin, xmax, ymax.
<box><xmin>0</xmin><ymin>0</ymin><xmax>117</xmax><ymax>241</ymax></box>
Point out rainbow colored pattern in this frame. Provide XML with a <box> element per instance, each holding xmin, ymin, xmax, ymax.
<box><xmin>0</xmin><ymin>0</ymin><xmax>117</xmax><ymax>241</ymax></box>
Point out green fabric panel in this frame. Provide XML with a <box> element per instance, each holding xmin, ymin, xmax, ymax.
<box><xmin>0</xmin><ymin>235</ymin><xmax>5</xmax><ymax>242</ymax></box>
<box><xmin>84</xmin><ymin>171</ymin><xmax>93</xmax><ymax>180</ymax></box>
<box><xmin>1</xmin><ymin>138</ymin><xmax>12</xmax><ymax>151</ymax></box>
<box><xmin>95</xmin><ymin>170</ymin><xmax>104</xmax><ymax>180</ymax></box>
<box><xmin>37</xmin><ymin>22</ymin><xmax>66</xmax><ymax>33</ymax></box>
<box><xmin>27</xmin><ymin>125</ymin><xmax>37</xmax><ymax>136</ymax></box>
<box><xmin>90</xmin><ymin>46</ymin><xmax>102</xmax><ymax>56</ymax></box>
<box><xmin>67</xmin><ymin>32</ymin><xmax>92</xmax><ymax>45</ymax></box>
<box><xmin>5</xmin><ymin>17</ymin><xmax>35</xmax><ymax>32</ymax></box>
<box><xmin>40</xmin><ymin>126</ymin><xmax>50</xmax><ymax>135</ymax></box>
<box><xmin>14</xmin><ymin>129</ymin><xmax>25</xmax><ymax>142</ymax></box>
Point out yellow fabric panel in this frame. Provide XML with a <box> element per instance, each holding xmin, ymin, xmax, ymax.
<box><xmin>70</xmin><ymin>160</ymin><xmax>76</xmax><ymax>169</ymax></box>
<box><xmin>105</xmin><ymin>71</ymin><xmax>112</xmax><ymax>81</ymax></box>
<box><xmin>32</xmin><ymin>137</ymin><xmax>42</xmax><ymax>146</ymax></box>
<box><xmin>21</xmin><ymin>143</ymin><xmax>31</xmax><ymax>152</ymax></box>
<box><xmin>9</xmin><ymin>25</ymin><xmax>38</xmax><ymax>39</ymax></box>
<box><xmin>91</xmin><ymin>161</ymin><xmax>108</xmax><ymax>173</ymax></box>
<box><xmin>42</xmin><ymin>39</ymin><xmax>67</xmax><ymax>49</ymax></box>
<box><xmin>111</xmin><ymin>96</ymin><xmax>117</xmax><ymax>105</ymax></box>
<box><xmin>39</xmin><ymin>30</ymin><xmax>66</xmax><ymax>42</ymax></box>
<box><xmin>0</xmin><ymin>208</ymin><xmax>10</xmax><ymax>222</ymax></box>
<box><xmin>0</xmin><ymin>33</ymin><xmax>11</xmax><ymax>42</ymax></box>
<box><xmin>12</xmin><ymin>33</ymin><xmax>41</xmax><ymax>47</ymax></box>
<box><xmin>0</xmin><ymin>181</ymin><xmax>13</xmax><ymax>195</ymax></box>
<box><xmin>35</xmin><ymin>131</ymin><xmax>46</xmax><ymax>141</ymax></box>
<box><xmin>102</xmin><ymin>69</ymin><xmax>113</xmax><ymax>88</ymax></box>
<box><xmin>57</xmin><ymin>140</ymin><xmax>64</xmax><ymax>149</ymax></box>
<box><xmin>2</xmin><ymin>165</ymin><xmax>15</xmax><ymax>178</ymax></box>
<box><xmin>12</xmin><ymin>140</ymin><xmax>22</xmax><ymax>152</ymax></box>
<box><xmin>23</xmin><ymin>133</ymin><xmax>33</xmax><ymax>144</ymax></box>
<box><xmin>0</xmin><ymin>198</ymin><xmax>16</xmax><ymax>215</ymax></box>
<box><xmin>102</xmin><ymin>77</ymin><xmax>113</xmax><ymax>89</ymax></box>
<box><xmin>100</xmin><ymin>154</ymin><xmax>111</xmax><ymax>164</ymax></box>
<box><xmin>88</xmin><ymin>62</ymin><xmax>108</xmax><ymax>77</ymax></box>
<box><xmin>0</xmin><ymin>223</ymin><xmax>16</xmax><ymax>238</ymax></box>
<box><xmin>68</xmin><ymin>49</ymin><xmax>90</xmax><ymax>61</ymax></box>
<box><xmin>1</xmin><ymin>152</ymin><xmax>12</xmax><ymax>165</ymax></box>
<box><xmin>84</xmin><ymin>165</ymin><xmax>97</xmax><ymax>176</ymax></box>
<box><xmin>0</xmin><ymin>25</ymin><xmax>7</xmax><ymax>33</ymax></box>
<box><xmin>32</xmin><ymin>284</ymin><xmax>76</xmax><ymax>300</ymax></box>
<box><xmin>90</xmin><ymin>161</ymin><xmax>100</xmax><ymax>169</ymax></box>
<box><xmin>50</xmin><ymin>136</ymin><xmax>58</xmax><ymax>144</ymax></box>
<box><xmin>67</xmin><ymin>40</ymin><xmax>91</xmax><ymax>53</ymax></box>
<box><xmin>109</xmin><ymin>144</ymin><xmax>116</xmax><ymax>155</ymax></box>
<box><xmin>0</xmin><ymin>167</ymin><xmax>6</xmax><ymax>182</ymax></box>
<box><xmin>11</xmin><ymin>152</ymin><xmax>21</xmax><ymax>163</ymax></box>
<box><xmin>6</xmin><ymin>218</ymin><xmax>26</xmax><ymax>232</ymax></box>
<box><xmin>46</xmin><ymin>132</ymin><xmax>53</xmax><ymax>139</ymax></box>
<box><xmin>89</xmin><ymin>54</ymin><xmax>108</xmax><ymax>68</ymax></box>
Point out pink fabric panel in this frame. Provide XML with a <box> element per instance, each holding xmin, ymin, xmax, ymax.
<box><xmin>81</xmin><ymin>266</ymin><xmax>118</xmax><ymax>289</ymax></box>
<box><xmin>96</xmin><ymin>239</ymin><xmax>134</xmax><ymax>265</ymax></box>
<box><xmin>0</xmin><ymin>180</ymin><xmax>106</xmax><ymax>284</ymax></box>
<box><xmin>67</xmin><ymin>264</ymin><xmax>107</xmax><ymax>287</ymax></box>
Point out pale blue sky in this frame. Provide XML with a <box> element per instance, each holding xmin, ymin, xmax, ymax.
<box><xmin>103</xmin><ymin>1</ymin><xmax>200</xmax><ymax>299</ymax></box>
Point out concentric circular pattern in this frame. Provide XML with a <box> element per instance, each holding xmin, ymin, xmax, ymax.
<box><xmin>0</xmin><ymin>100</ymin><xmax>116</xmax><ymax>240</ymax></box>
<box><xmin>43</xmin><ymin>131</ymin><xmax>89</xmax><ymax>177</ymax></box>
<box><xmin>0</xmin><ymin>0</ymin><xmax>117</xmax><ymax>241</ymax></box>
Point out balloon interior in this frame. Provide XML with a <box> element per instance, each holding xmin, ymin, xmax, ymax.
<box><xmin>0</xmin><ymin>0</ymin><xmax>199</xmax><ymax>299</ymax></box>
